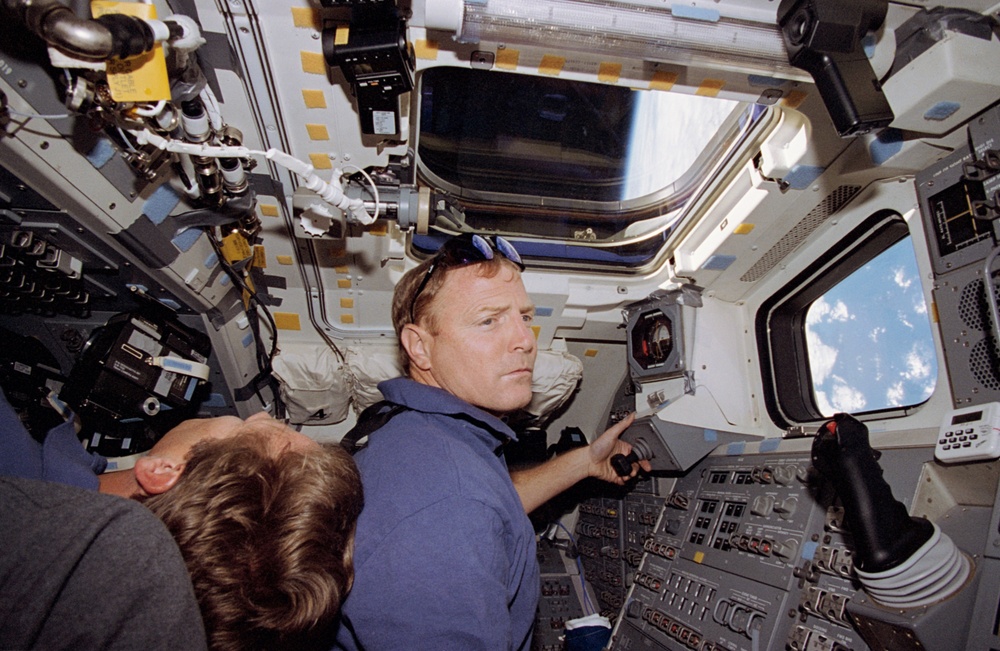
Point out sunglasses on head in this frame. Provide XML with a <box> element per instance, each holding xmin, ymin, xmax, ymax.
<box><xmin>409</xmin><ymin>234</ymin><xmax>525</xmax><ymax>323</ymax></box>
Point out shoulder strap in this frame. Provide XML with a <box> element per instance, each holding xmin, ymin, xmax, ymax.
<box><xmin>339</xmin><ymin>400</ymin><xmax>408</xmax><ymax>454</ymax></box>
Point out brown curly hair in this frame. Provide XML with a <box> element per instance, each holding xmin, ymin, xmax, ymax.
<box><xmin>141</xmin><ymin>431</ymin><xmax>363</xmax><ymax>651</ymax></box>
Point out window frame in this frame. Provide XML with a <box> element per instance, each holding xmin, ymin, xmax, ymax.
<box><xmin>755</xmin><ymin>211</ymin><xmax>932</xmax><ymax>428</ymax></box>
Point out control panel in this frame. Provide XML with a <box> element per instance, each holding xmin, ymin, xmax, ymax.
<box><xmin>606</xmin><ymin>451</ymin><xmax>870</xmax><ymax>651</ymax></box>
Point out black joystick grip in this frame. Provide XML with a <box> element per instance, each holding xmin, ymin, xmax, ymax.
<box><xmin>811</xmin><ymin>413</ymin><xmax>933</xmax><ymax>573</ymax></box>
<box><xmin>610</xmin><ymin>438</ymin><xmax>652</xmax><ymax>477</ymax></box>
<box><xmin>611</xmin><ymin>451</ymin><xmax>638</xmax><ymax>477</ymax></box>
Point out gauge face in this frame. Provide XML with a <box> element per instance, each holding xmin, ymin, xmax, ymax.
<box><xmin>630</xmin><ymin>309</ymin><xmax>674</xmax><ymax>370</ymax></box>
<box><xmin>927</xmin><ymin>179</ymin><xmax>991</xmax><ymax>258</ymax></box>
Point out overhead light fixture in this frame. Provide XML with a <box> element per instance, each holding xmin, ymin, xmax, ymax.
<box><xmin>433</xmin><ymin>0</ymin><xmax>801</xmax><ymax>80</ymax></box>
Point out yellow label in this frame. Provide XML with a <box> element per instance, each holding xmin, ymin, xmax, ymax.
<box><xmin>274</xmin><ymin>312</ymin><xmax>302</xmax><ymax>330</ymax></box>
<box><xmin>414</xmin><ymin>39</ymin><xmax>439</xmax><ymax>60</ymax></box>
<box><xmin>696</xmin><ymin>79</ymin><xmax>725</xmax><ymax>97</ymax></box>
<box><xmin>649</xmin><ymin>71</ymin><xmax>678</xmax><ymax>92</ymax></box>
<box><xmin>91</xmin><ymin>2</ymin><xmax>170</xmax><ymax>102</ymax></box>
<box><xmin>598</xmin><ymin>62</ymin><xmax>622</xmax><ymax>84</ymax></box>
<box><xmin>220</xmin><ymin>232</ymin><xmax>255</xmax><ymax>307</ymax></box>
<box><xmin>306</xmin><ymin>124</ymin><xmax>330</xmax><ymax>140</ymax></box>
<box><xmin>496</xmin><ymin>48</ymin><xmax>519</xmax><ymax>70</ymax></box>
<box><xmin>252</xmin><ymin>245</ymin><xmax>266</xmax><ymax>269</ymax></box>
<box><xmin>538</xmin><ymin>55</ymin><xmax>565</xmax><ymax>76</ymax></box>
<box><xmin>335</xmin><ymin>25</ymin><xmax>350</xmax><ymax>46</ymax></box>
<box><xmin>220</xmin><ymin>232</ymin><xmax>252</xmax><ymax>264</ymax></box>
<box><xmin>290</xmin><ymin>6</ymin><xmax>320</xmax><ymax>29</ymax></box>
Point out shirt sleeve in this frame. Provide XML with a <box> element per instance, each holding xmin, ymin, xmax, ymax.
<box><xmin>342</xmin><ymin>495</ymin><xmax>515</xmax><ymax>651</ymax></box>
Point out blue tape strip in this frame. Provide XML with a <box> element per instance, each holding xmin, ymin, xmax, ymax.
<box><xmin>704</xmin><ymin>429</ymin><xmax>718</xmax><ymax>442</ymax></box>
<box><xmin>924</xmin><ymin>102</ymin><xmax>960</xmax><ymax>121</ymax></box>
<box><xmin>784</xmin><ymin>165</ymin><xmax>824</xmax><ymax>190</ymax></box>
<box><xmin>205</xmin><ymin>251</ymin><xmax>219</xmax><ymax>268</ymax></box>
<box><xmin>702</xmin><ymin>255</ymin><xmax>736</xmax><ymax>271</ymax></box>
<box><xmin>759</xmin><ymin>438</ymin><xmax>781</xmax><ymax>452</ymax></box>
<box><xmin>172</xmin><ymin>228</ymin><xmax>202</xmax><ymax>253</ymax></box>
<box><xmin>161</xmin><ymin>357</ymin><xmax>194</xmax><ymax>373</ymax></box>
<box><xmin>869</xmin><ymin>128</ymin><xmax>903</xmax><ymax>166</ymax></box>
<box><xmin>203</xmin><ymin>393</ymin><xmax>228</xmax><ymax>408</ymax></box>
<box><xmin>241</xmin><ymin>332</ymin><xmax>254</xmax><ymax>348</ymax></box>
<box><xmin>801</xmin><ymin>540</ymin><xmax>818</xmax><ymax>561</ymax></box>
<box><xmin>748</xmin><ymin>75</ymin><xmax>788</xmax><ymax>88</ymax></box>
<box><xmin>671</xmin><ymin>4</ymin><xmax>719</xmax><ymax>21</ymax></box>
<box><xmin>86</xmin><ymin>137</ymin><xmax>116</xmax><ymax>168</ymax></box>
<box><xmin>184</xmin><ymin>377</ymin><xmax>197</xmax><ymax>401</ymax></box>
<box><xmin>726</xmin><ymin>441</ymin><xmax>746</xmax><ymax>455</ymax></box>
<box><xmin>143</xmin><ymin>184</ymin><xmax>181</xmax><ymax>225</ymax></box>
<box><xmin>535</xmin><ymin>306</ymin><xmax>553</xmax><ymax>317</ymax></box>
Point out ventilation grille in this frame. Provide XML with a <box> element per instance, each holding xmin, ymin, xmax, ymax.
<box><xmin>741</xmin><ymin>185</ymin><xmax>862</xmax><ymax>283</ymax></box>
<box><xmin>959</xmin><ymin>276</ymin><xmax>1000</xmax><ymax>391</ymax></box>
<box><xmin>971</xmin><ymin>336</ymin><xmax>1000</xmax><ymax>390</ymax></box>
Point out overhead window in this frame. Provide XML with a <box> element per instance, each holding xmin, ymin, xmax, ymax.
<box><xmin>414</xmin><ymin>67</ymin><xmax>760</xmax><ymax>268</ymax></box>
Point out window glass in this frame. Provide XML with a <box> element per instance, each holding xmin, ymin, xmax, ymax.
<box><xmin>415</xmin><ymin>67</ymin><xmax>752</xmax><ymax>268</ymax></box>
<box><xmin>806</xmin><ymin>237</ymin><xmax>937</xmax><ymax>415</ymax></box>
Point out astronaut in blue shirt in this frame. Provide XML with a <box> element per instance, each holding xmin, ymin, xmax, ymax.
<box><xmin>336</xmin><ymin>234</ymin><xmax>650</xmax><ymax>651</ymax></box>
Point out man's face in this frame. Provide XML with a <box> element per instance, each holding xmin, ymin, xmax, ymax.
<box><xmin>418</xmin><ymin>263</ymin><xmax>537</xmax><ymax>414</ymax></box>
<box><xmin>149</xmin><ymin>412</ymin><xmax>319</xmax><ymax>462</ymax></box>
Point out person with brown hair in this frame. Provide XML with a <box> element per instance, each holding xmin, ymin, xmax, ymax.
<box><xmin>140</xmin><ymin>427</ymin><xmax>363</xmax><ymax>651</ymax></box>
<box><xmin>335</xmin><ymin>233</ymin><xmax>649</xmax><ymax>651</ymax></box>
<box><xmin>1</xmin><ymin>390</ymin><xmax>364</xmax><ymax>651</ymax></box>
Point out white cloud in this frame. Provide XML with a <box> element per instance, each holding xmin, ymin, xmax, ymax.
<box><xmin>893</xmin><ymin>266</ymin><xmax>912</xmax><ymax>290</ymax></box>
<box><xmin>886</xmin><ymin>381</ymin><xmax>905</xmax><ymax>407</ymax></box>
<box><xmin>913</xmin><ymin>295</ymin><xmax>927</xmax><ymax>315</ymax></box>
<box><xmin>829</xmin><ymin>299</ymin><xmax>851</xmax><ymax>322</ymax></box>
<box><xmin>869</xmin><ymin>326</ymin><xmax>886</xmax><ymax>343</ymax></box>
<box><xmin>898</xmin><ymin>310</ymin><xmax>914</xmax><ymax>329</ymax></box>
<box><xmin>808</xmin><ymin>297</ymin><xmax>851</xmax><ymax>325</ymax></box>
<box><xmin>807</xmin><ymin>297</ymin><xmax>829</xmax><ymax>326</ymax></box>
<box><xmin>830</xmin><ymin>382</ymin><xmax>867</xmax><ymax>413</ymax></box>
<box><xmin>902</xmin><ymin>345</ymin><xmax>932</xmax><ymax>381</ymax></box>
<box><xmin>815</xmin><ymin>390</ymin><xmax>834</xmax><ymax>416</ymax></box>
<box><xmin>807</xmin><ymin>329</ymin><xmax>837</xmax><ymax>385</ymax></box>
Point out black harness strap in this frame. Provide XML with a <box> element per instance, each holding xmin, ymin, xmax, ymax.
<box><xmin>340</xmin><ymin>399</ymin><xmax>510</xmax><ymax>457</ymax></box>
<box><xmin>339</xmin><ymin>400</ymin><xmax>407</xmax><ymax>454</ymax></box>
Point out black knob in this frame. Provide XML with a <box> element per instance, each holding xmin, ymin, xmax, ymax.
<box><xmin>611</xmin><ymin>451</ymin><xmax>638</xmax><ymax>476</ymax></box>
<box><xmin>610</xmin><ymin>437</ymin><xmax>653</xmax><ymax>477</ymax></box>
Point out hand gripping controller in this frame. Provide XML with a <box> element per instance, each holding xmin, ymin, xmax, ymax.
<box><xmin>810</xmin><ymin>413</ymin><xmax>933</xmax><ymax>573</ymax></box>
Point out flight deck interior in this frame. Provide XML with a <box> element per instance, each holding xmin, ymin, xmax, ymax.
<box><xmin>2</xmin><ymin>0</ymin><xmax>1000</xmax><ymax>648</ymax></box>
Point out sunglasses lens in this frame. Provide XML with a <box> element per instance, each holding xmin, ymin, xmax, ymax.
<box><xmin>493</xmin><ymin>236</ymin><xmax>523</xmax><ymax>268</ymax></box>
<box><xmin>469</xmin><ymin>234</ymin><xmax>495</xmax><ymax>262</ymax></box>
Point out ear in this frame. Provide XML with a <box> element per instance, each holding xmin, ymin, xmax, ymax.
<box><xmin>134</xmin><ymin>456</ymin><xmax>185</xmax><ymax>495</ymax></box>
<box><xmin>400</xmin><ymin>323</ymin><xmax>433</xmax><ymax>372</ymax></box>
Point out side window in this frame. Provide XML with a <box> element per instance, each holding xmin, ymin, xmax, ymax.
<box><xmin>757</xmin><ymin>214</ymin><xmax>938</xmax><ymax>426</ymax></box>
<box><xmin>805</xmin><ymin>238</ymin><xmax>937</xmax><ymax>416</ymax></box>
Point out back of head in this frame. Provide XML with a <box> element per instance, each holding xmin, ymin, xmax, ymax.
<box><xmin>141</xmin><ymin>431</ymin><xmax>363</xmax><ymax>651</ymax></box>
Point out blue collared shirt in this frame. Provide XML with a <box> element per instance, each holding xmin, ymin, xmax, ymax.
<box><xmin>335</xmin><ymin>377</ymin><xmax>539</xmax><ymax>651</ymax></box>
<box><xmin>0</xmin><ymin>388</ymin><xmax>106</xmax><ymax>490</ymax></box>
